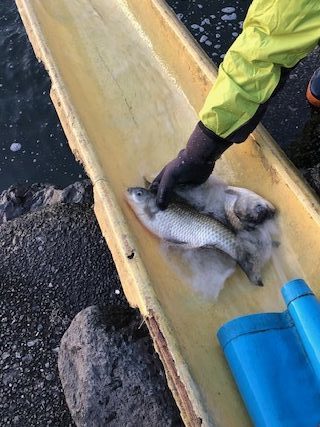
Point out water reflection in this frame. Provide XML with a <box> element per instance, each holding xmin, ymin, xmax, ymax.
<box><xmin>0</xmin><ymin>0</ymin><xmax>84</xmax><ymax>192</ymax></box>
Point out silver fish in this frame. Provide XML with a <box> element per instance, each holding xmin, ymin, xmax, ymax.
<box><xmin>126</xmin><ymin>187</ymin><xmax>264</xmax><ymax>286</ymax></box>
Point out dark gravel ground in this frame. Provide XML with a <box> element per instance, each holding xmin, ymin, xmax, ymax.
<box><xmin>0</xmin><ymin>201</ymin><xmax>182</xmax><ymax>426</ymax></box>
<box><xmin>0</xmin><ymin>203</ymin><xmax>127</xmax><ymax>426</ymax></box>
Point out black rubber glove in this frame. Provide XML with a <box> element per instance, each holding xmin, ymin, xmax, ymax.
<box><xmin>150</xmin><ymin>122</ymin><xmax>232</xmax><ymax>209</ymax></box>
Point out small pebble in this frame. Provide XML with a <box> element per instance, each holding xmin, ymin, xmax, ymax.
<box><xmin>221</xmin><ymin>13</ymin><xmax>237</xmax><ymax>21</ymax></box>
<box><xmin>201</xmin><ymin>18</ymin><xmax>211</xmax><ymax>26</ymax></box>
<box><xmin>13</xmin><ymin>416</ymin><xmax>20</xmax><ymax>425</ymax></box>
<box><xmin>221</xmin><ymin>7</ymin><xmax>235</xmax><ymax>13</ymax></box>
<box><xmin>10</xmin><ymin>143</ymin><xmax>22</xmax><ymax>152</ymax></box>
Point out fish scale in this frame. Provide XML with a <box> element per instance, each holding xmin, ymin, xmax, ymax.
<box><xmin>145</xmin><ymin>203</ymin><xmax>238</xmax><ymax>259</ymax></box>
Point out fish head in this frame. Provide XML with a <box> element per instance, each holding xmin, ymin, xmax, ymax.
<box><xmin>125</xmin><ymin>187</ymin><xmax>158</xmax><ymax>218</ymax></box>
<box><xmin>226</xmin><ymin>188</ymin><xmax>276</xmax><ymax>230</ymax></box>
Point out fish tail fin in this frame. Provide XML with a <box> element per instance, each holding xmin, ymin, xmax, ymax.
<box><xmin>237</xmin><ymin>250</ymin><xmax>264</xmax><ymax>286</ymax></box>
<box><xmin>236</xmin><ymin>227</ymin><xmax>273</xmax><ymax>286</ymax></box>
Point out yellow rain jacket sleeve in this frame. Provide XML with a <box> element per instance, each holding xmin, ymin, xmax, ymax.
<box><xmin>199</xmin><ymin>0</ymin><xmax>320</xmax><ymax>140</ymax></box>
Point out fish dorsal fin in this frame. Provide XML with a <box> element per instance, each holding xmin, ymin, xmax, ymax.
<box><xmin>143</xmin><ymin>176</ymin><xmax>152</xmax><ymax>189</ymax></box>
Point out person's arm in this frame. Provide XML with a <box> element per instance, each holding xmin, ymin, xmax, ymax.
<box><xmin>151</xmin><ymin>0</ymin><xmax>320</xmax><ymax>209</ymax></box>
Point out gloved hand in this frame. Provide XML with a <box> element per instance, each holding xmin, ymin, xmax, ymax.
<box><xmin>150</xmin><ymin>121</ymin><xmax>232</xmax><ymax>209</ymax></box>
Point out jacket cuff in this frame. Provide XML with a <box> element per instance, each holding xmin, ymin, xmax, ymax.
<box><xmin>187</xmin><ymin>122</ymin><xmax>232</xmax><ymax>161</ymax></box>
<box><xmin>197</xmin><ymin>121</ymin><xmax>231</xmax><ymax>144</ymax></box>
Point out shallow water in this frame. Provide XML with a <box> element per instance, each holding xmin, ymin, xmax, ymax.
<box><xmin>0</xmin><ymin>0</ymin><xmax>84</xmax><ymax>193</ymax></box>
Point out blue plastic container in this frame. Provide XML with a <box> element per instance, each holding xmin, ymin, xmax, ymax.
<box><xmin>217</xmin><ymin>279</ymin><xmax>320</xmax><ymax>427</ymax></box>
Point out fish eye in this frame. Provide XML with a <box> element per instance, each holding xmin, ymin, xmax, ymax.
<box><xmin>136</xmin><ymin>190</ymin><xmax>142</xmax><ymax>197</ymax></box>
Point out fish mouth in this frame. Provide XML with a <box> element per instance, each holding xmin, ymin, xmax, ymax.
<box><xmin>125</xmin><ymin>188</ymin><xmax>136</xmax><ymax>204</ymax></box>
